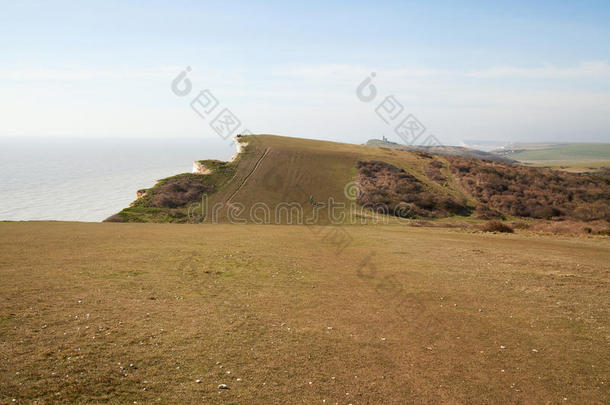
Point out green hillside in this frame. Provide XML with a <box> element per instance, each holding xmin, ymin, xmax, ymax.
<box><xmin>493</xmin><ymin>143</ymin><xmax>610</xmax><ymax>172</ymax></box>
<box><xmin>109</xmin><ymin>135</ymin><xmax>471</xmax><ymax>224</ymax></box>
<box><xmin>107</xmin><ymin>135</ymin><xmax>610</xmax><ymax>224</ymax></box>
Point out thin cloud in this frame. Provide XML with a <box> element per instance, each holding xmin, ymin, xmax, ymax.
<box><xmin>0</xmin><ymin>66</ymin><xmax>182</xmax><ymax>81</ymax></box>
<box><xmin>466</xmin><ymin>61</ymin><xmax>610</xmax><ymax>79</ymax></box>
<box><xmin>276</xmin><ymin>61</ymin><xmax>610</xmax><ymax>81</ymax></box>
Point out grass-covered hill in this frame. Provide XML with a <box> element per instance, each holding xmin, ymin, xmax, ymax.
<box><xmin>106</xmin><ymin>135</ymin><xmax>610</xmax><ymax>224</ymax></box>
<box><xmin>492</xmin><ymin>143</ymin><xmax>610</xmax><ymax>174</ymax></box>
<box><xmin>365</xmin><ymin>138</ymin><xmax>517</xmax><ymax>163</ymax></box>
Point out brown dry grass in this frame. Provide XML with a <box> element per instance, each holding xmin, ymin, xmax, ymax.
<box><xmin>521</xmin><ymin>219</ymin><xmax>610</xmax><ymax>235</ymax></box>
<box><xmin>0</xmin><ymin>222</ymin><xmax>609</xmax><ymax>404</ymax></box>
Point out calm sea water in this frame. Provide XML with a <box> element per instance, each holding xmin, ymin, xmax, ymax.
<box><xmin>0</xmin><ymin>137</ymin><xmax>235</xmax><ymax>222</ymax></box>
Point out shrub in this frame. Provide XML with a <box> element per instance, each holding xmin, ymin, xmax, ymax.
<box><xmin>149</xmin><ymin>175</ymin><xmax>212</xmax><ymax>208</ymax></box>
<box><xmin>481</xmin><ymin>220</ymin><xmax>514</xmax><ymax>233</ymax></box>
<box><xmin>531</xmin><ymin>206</ymin><xmax>559</xmax><ymax>220</ymax></box>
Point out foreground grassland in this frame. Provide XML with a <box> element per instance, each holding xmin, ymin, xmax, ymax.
<box><xmin>0</xmin><ymin>222</ymin><xmax>609</xmax><ymax>404</ymax></box>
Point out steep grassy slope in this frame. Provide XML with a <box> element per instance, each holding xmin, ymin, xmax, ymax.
<box><xmin>109</xmin><ymin>135</ymin><xmax>470</xmax><ymax>223</ymax></box>
<box><xmin>108</xmin><ymin>135</ymin><xmax>610</xmax><ymax>224</ymax></box>
<box><xmin>1</xmin><ymin>222</ymin><xmax>609</xmax><ymax>404</ymax></box>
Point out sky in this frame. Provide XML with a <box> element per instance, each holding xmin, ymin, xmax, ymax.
<box><xmin>1</xmin><ymin>0</ymin><xmax>610</xmax><ymax>146</ymax></box>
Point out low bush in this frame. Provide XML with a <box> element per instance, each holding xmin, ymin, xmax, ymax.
<box><xmin>148</xmin><ymin>174</ymin><xmax>213</xmax><ymax>208</ymax></box>
<box><xmin>481</xmin><ymin>220</ymin><xmax>514</xmax><ymax>233</ymax></box>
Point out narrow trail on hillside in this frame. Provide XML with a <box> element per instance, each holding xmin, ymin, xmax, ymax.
<box><xmin>225</xmin><ymin>147</ymin><xmax>271</xmax><ymax>205</ymax></box>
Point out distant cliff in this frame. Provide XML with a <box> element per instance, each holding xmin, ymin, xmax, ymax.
<box><xmin>365</xmin><ymin>139</ymin><xmax>517</xmax><ymax>163</ymax></box>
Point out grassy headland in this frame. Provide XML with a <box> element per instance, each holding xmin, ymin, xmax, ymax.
<box><xmin>106</xmin><ymin>135</ymin><xmax>610</xmax><ymax>228</ymax></box>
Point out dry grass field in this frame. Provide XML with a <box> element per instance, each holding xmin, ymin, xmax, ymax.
<box><xmin>493</xmin><ymin>143</ymin><xmax>610</xmax><ymax>174</ymax></box>
<box><xmin>1</xmin><ymin>222</ymin><xmax>609</xmax><ymax>404</ymax></box>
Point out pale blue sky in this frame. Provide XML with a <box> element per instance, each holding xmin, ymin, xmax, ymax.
<box><xmin>1</xmin><ymin>0</ymin><xmax>609</xmax><ymax>145</ymax></box>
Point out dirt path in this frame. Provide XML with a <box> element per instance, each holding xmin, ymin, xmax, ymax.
<box><xmin>225</xmin><ymin>147</ymin><xmax>270</xmax><ymax>205</ymax></box>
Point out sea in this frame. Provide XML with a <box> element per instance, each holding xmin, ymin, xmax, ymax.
<box><xmin>0</xmin><ymin>136</ymin><xmax>235</xmax><ymax>222</ymax></box>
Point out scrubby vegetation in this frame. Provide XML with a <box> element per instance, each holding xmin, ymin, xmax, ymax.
<box><xmin>357</xmin><ymin>153</ymin><xmax>609</xmax><ymax>225</ymax></box>
<box><xmin>356</xmin><ymin>160</ymin><xmax>470</xmax><ymax>218</ymax></box>
<box><xmin>473</xmin><ymin>204</ymin><xmax>505</xmax><ymax>220</ymax></box>
<box><xmin>424</xmin><ymin>160</ymin><xmax>449</xmax><ymax>186</ymax></box>
<box><xmin>146</xmin><ymin>174</ymin><xmax>213</xmax><ymax>208</ymax></box>
<box><xmin>106</xmin><ymin>161</ymin><xmax>238</xmax><ymax>223</ymax></box>
<box><xmin>589</xmin><ymin>167</ymin><xmax>610</xmax><ymax>179</ymax></box>
<box><xmin>481</xmin><ymin>220</ymin><xmax>514</xmax><ymax>233</ymax></box>
<box><xmin>444</xmin><ymin>156</ymin><xmax>610</xmax><ymax>221</ymax></box>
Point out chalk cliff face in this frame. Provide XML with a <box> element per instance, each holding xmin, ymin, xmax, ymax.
<box><xmin>231</xmin><ymin>140</ymin><xmax>248</xmax><ymax>162</ymax></box>
<box><xmin>192</xmin><ymin>137</ymin><xmax>247</xmax><ymax>173</ymax></box>
<box><xmin>192</xmin><ymin>161</ymin><xmax>212</xmax><ymax>174</ymax></box>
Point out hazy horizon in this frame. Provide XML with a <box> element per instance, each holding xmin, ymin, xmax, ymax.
<box><xmin>1</xmin><ymin>1</ymin><xmax>609</xmax><ymax>147</ymax></box>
